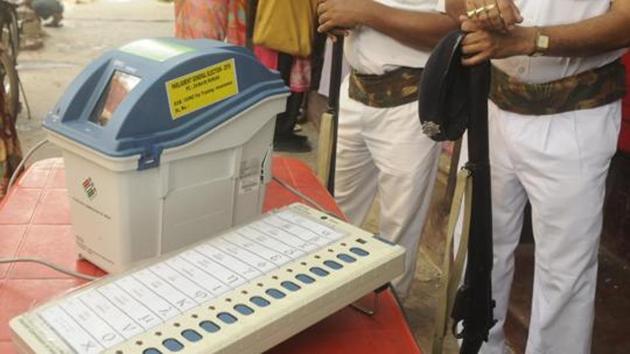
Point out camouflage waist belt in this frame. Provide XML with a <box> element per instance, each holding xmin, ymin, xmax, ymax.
<box><xmin>489</xmin><ymin>60</ymin><xmax>627</xmax><ymax>116</ymax></box>
<box><xmin>348</xmin><ymin>67</ymin><xmax>423</xmax><ymax>108</ymax></box>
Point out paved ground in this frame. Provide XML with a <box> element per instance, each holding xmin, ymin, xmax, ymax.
<box><xmin>17</xmin><ymin>0</ymin><xmax>174</xmax><ymax>161</ymax></box>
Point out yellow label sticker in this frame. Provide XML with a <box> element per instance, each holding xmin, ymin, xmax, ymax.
<box><xmin>165</xmin><ymin>59</ymin><xmax>239</xmax><ymax>120</ymax></box>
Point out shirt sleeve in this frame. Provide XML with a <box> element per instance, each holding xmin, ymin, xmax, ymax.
<box><xmin>435</xmin><ymin>0</ymin><xmax>446</xmax><ymax>13</ymax></box>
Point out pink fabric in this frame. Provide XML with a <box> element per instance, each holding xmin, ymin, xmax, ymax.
<box><xmin>174</xmin><ymin>0</ymin><xmax>246</xmax><ymax>46</ymax></box>
<box><xmin>254</xmin><ymin>45</ymin><xmax>311</xmax><ymax>92</ymax></box>
<box><xmin>290</xmin><ymin>57</ymin><xmax>311</xmax><ymax>93</ymax></box>
<box><xmin>254</xmin><ymin>46</ymin><xmax>311</xmax><ymax>93</ymax></box>
<box><xmin>254</xmin><ymin>45</ymin><xmax>278</xmax><ymax>70</ymax></box>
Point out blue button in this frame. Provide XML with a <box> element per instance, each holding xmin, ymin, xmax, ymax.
<box><xmin>324</xmin><ymin>260</ymin><xmax>343</xmax><ymax>270</ymax></box>
<box><xmin>234</xmin><ymin>304</ymin><xmax>255</xmax><ymax>316</ymax></box>
<box><xmin>350</xmin><ymin>247</ymin><xmax>370</xmax><ymax>256</ymax></box>
<box><xmin>143</xmin><ymin>349</ymin><xmax>162</xmax><ymax>354</ymax></box>
<box><xmin>266</xmin><ymin>288</ymin><xmax>286</xmax><ymax>299</ymax></box>
<box><xmin>250</xmin><ymin>296</ymin><xmax>270</xmax><ymax>307</ymax></box>
<box><xmin>181</xmin><ymin>329</ymin><xmax>202</xmax><ymax>342</ymax></box>
<box><xmin>310</xmin><ymin>267</ymin><xmax>329</xmax><ymax>277</ymax></box>
<box><xmin>281</xmin><ymin>281</ymin><xmax>301</xmax><ymax>292</ymax></box>
<box><xmin>337</xmin><ymin>253</ymin><xmax>356</xmax><ymax>263</ymax></box>
<box><xmin>162</xmin><ymin>338</ymin><xmax>184</xmax><ymax>352</ymax></box>
<box><xmin>295</xmin><ymin>273</ymin><xmax>315</xmax><ymax>284</ymax></box>
<box><xmin>199</xmin><ymin>320</ymin><xmax>220</xmax><ymax>333</ymax></box>
<box><xmin>217</xmin><ymin>312</ymin><xmax>238</xmax><ymax>324</ymax></box>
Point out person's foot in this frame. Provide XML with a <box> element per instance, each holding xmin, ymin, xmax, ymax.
<box><xmin>273</xmin><ymin>133</ymin><xmax>311</xmax><ymax>153</ymax></box>
<box><xmin>45</xmin><ymin>13</ymin><xmax>63</xmax><ymax>27</ymax></box>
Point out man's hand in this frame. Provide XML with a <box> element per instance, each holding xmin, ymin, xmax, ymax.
<box><xmin>460</xmin><ymin>17</ymin><xmax>535</xmax><ymax>66</ymax></box>
<box><xmin>317</xmin><ymin>0</ymin><xmax>371</xmax><ymax>34</ymax></box>
<box><xmin>464</xmin><ymin>0</ymin><xmax>523</xmax><ymax>32</ymax></box>
<box><xmin>458</xmin><ymin>0</ymin><xmax>630</xmax><ymax>64</ymax></box>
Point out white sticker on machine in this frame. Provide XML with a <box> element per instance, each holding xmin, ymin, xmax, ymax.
<box><xmin>238</xmin><ymin>158</ymin><xmax>261</xmax><ymax>194</ymax></box>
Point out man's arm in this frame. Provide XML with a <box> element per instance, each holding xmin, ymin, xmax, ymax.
<box><xmin>533</xmin><ymin>0</ymin><xmax>630</xmax><ymax>57</ymax></box>
<box><xmin>317</xmin><ymin>0</ymin><xmax>456</xmax><ymax>50</ymax></box>
<box><xmin>460</xmin><ymin>0</ymin><xmax>630</xmax><ymax>65</ymax></box>
<box><xmin>445</xmin><ymin>0</ymin><xmax>466</xmax><ymax>18</ymax></box>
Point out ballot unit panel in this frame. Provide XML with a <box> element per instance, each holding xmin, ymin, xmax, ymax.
<box><xmin>10</xmin><ymin>204</ymin><xmax>405</xmax><ymax>354</ymax></box>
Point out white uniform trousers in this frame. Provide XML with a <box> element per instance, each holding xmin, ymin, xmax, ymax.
<box><xmin>334</xmin><ymin>77</ymin><xmax>440</xmax><ymax>298</ymax></box>
<box><xmin>481</xmin><ymin>101</ymin><xmax>621</xmax><ymax>354</ymax></box>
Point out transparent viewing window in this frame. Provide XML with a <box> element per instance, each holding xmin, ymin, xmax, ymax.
<box><xmin>90</xmin><ymin>70</ymin><xmax>141</xmax><ymax>127</ymax></box>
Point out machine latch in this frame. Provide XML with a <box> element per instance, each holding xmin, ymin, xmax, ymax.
<box><xmin>137</xmin><ymin>145</ymin><xmax>163</xmax><ymax>170</ymax></box>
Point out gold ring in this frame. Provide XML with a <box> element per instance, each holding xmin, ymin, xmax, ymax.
<box><xmin>484</xmin><ymin>3</ymin><xmax>496</xmax><ymax>11</ymax></box>
<box><xmin>474</xmin><ymin>7</ymin><xmax>485</xmax><ymax>15</ymax></box>
<box><xmin>466</xmin><ymin>9</ymin><xmax>476</xmax><ymax>18</ymax></box>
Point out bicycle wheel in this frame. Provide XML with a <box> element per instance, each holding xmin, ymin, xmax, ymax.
<box><xmin>0</xmin><ymin>49</ymin><xmax>19</xmax><ymax>121</ymax></box>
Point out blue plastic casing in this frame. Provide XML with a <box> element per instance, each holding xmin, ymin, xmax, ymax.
<box><xmin>43</xmin><ymin>38</ymin><xmax>288</xmax><ymax>170</ymax></box>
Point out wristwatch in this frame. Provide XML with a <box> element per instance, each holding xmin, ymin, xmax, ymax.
<box><xmin>531</xmin><ymin>28</ymin><xmax>549</xmax><ymax>57</ymax></box>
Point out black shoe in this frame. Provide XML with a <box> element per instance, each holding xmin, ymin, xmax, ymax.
<box><xmin>274</xmin><ymin>134</ymin><xmax>312</xmax><ymax>152</ymax></box>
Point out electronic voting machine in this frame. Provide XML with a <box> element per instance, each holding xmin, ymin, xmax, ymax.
<box><xmin>10</xmin><ymin>204</ymin><xmax>406</xmax><ymax>353</ymax></box>
<box><xmin>41</xmin><ymin>38</ymin><xmax>289</xmax><ymax>273</ymax></box>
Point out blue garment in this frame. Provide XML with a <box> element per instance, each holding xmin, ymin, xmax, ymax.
<box><xmin>31</xmin><ymin>0</ymin><xmax>63</xmax><ymax>20</ymax></box>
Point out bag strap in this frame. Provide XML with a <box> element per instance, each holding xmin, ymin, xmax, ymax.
<box><xmin>432</xmin><ymin>167</ymin><xmax>473</xmax><ymax>354</ymax></box>
<box><xmin>326</xmin><ymin>38</ymin><xmax>344</xmax><ymax>195</ymax></box>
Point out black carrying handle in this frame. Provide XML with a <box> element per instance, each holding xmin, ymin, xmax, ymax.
<box><xmin>326</xmin><ymin>37</ymin><xmax>345</xmax><ymax>195</ymax></box>
<box><xmin>454</xmin><ymin>61</ymin><xmax>497</xmax><ymax>354</ymax></box>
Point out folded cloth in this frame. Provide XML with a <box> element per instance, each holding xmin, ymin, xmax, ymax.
<box><xmin>418</xmin><ymin>31</ymin><xmax>470</xmax><ymax>142</ymax></box>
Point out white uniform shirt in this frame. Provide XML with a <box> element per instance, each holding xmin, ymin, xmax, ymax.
<box><xmin>493</xmin><ymin>0</ymin><xmax>627</xmax><ymax>83</ymax></box>
<box><xmin>344</xmin><ymin>0</ymin><xmax>442</xmax><ymax>75</ymax></box>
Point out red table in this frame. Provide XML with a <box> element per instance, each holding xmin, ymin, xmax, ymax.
<box><xmin>0</xmin><ymin>157</ymin><xmax>420</xmax><ymax>354</ymax></box>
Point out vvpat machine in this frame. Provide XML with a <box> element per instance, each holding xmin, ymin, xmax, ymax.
<box><xmin>43</xmin><ymin>38</ymin><xmax>289</xmax><ymax>273</ymax></box>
